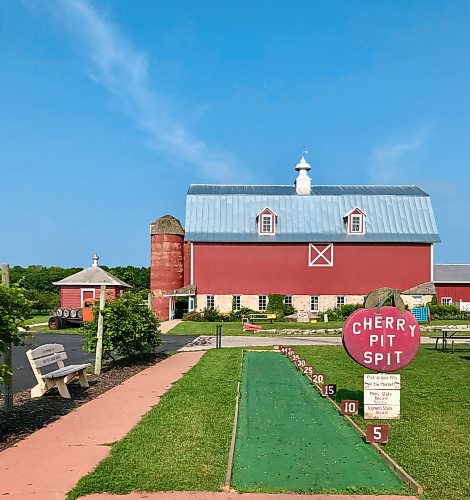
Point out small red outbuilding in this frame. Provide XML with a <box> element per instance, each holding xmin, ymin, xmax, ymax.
<box><xmin>53</xmin><ymin>255</ymin><xmax>130</xmax><ymax>308</ymax></box>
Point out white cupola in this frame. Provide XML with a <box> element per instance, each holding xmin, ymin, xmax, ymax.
<box><xmin>294</xmin><ymin>155</ymin><xmax>312</xmax><ymax>195</ymax></box>
<box><xmin>91</xmin><ymin>254</ymin><xmax>100</xmax><ymax>267</ymax></box>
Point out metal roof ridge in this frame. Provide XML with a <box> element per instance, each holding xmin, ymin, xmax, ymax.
<box><xmin>434</xmin><ymin>263</ymin><xmax>470</xmax><ymax>266</ymax></box>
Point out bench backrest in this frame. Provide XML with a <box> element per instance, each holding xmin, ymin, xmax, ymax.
<box><xmin>27</xmin><ymin>344</ymin><xmax>68</xmax><ymax>372</ymax></box>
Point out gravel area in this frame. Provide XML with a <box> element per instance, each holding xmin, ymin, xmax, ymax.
<box><xmin>0</xmin><ymin>354</ymin><xmax>166</xmax><ymax>452</ymax></box>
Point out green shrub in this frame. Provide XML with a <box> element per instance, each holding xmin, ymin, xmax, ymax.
<box><xmin>429</xmin><ymin>304</ymin><xmax>470</xmax><ymax>320</ymax></box>
<box><xmin>182</xmin><ymin>310</ymin><xmax>203</xmax><ymax>321</ymax></box>
<box><xmin>201</xmin><ymin>307</ymin><xmax>223</xmax><ymax>322</ymax></box>
<box><xmin>324</xmin><ymin>303</ymin><xmax>363</xmax><ymax>321</ymax></box>
<box><xmin>82</xmin><ymin>291</ymin><xmax>160</xmax><ymax>359</ymax></box>
<box><xmin>228</xmin><ymin>307</ymin><xmax>256</xmax><ymax>322</ymax></box>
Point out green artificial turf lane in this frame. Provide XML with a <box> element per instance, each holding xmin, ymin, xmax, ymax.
<box><xmin>231</xmin><ymin>351</ymin><xmax>405</xmax><ymax>493</ymax></box>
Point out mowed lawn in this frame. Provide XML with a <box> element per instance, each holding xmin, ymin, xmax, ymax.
<box><xmin>69</xmin><ymin>345</ymin><xmax>469</xmax><ymax>499</ymax></box>
<box><xmin>68</xmin><ymin>348</ymin><xmax>243</xmax><ymax>499</ymax></box>
<box><xmin>294</xmin><ymin>345</ymin><xmax>470</xmax><ymax>500</ymax></box>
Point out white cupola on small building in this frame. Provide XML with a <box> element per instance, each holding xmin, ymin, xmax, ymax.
<box><xmin>295</xmin><ymin>154</ymin><xmax>312</xmax><ymax>195</ymax></box>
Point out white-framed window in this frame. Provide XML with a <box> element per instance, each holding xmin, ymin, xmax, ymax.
<box><xmin>310</xmin><ymin>296</ymin><xmax>319</xmax><ymax>312</ymax></box>
<box><xmin>232</xmin><ymin>295</ymin><xmax>241</xmax><ymax>311</ymax></box>
<box><xmin>206</xmin><ymin>295</ymin><xmax>215</xmax><ymax>309</ymax></box>
<box><xmin>284</xmin><ymin>295</ymin><xmax>293</xmax><ymax>306</ymax></box>
<box><xmin>258</xmin><ymin>295</ymin><xmax>267</xmax><ymax>311</ymax></box>
<box><xmin>412</xmin><ymin>295</ymin><xmax>422</xmax><ymax>307</ymax></box>
<box><xmin>351</xmin><ymin>215</ymin><xmax>362</xmax><ymax>233</ymax></box>
<box><xmin>308</xmin><ymin>243</ymin><xmax>334</xmax><ymax>267</ymax></box>
<box><xmin>257</xmin><ymin>208</ymin><xmax>276</xmax><ymax>235</ymax></box>
<box><xmin>441</xmin><ymin>297</ymin><xmax>452</xmax><ymax>305</ymax></box>
<box><xmin>336</xmin><ymin>296</ymin><xmax>345</xmax><ymax>308</ymax></box>
<box><xmin>262</xmin><ymin>214</ymin><xmax>272</xmax><ymax>233</ymax></box>
<box><xmin>344</xmin><ymin>207</ymin><xmax>366</xmax><ymax>235</ymax></box>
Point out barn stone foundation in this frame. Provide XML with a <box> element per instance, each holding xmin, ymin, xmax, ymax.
<box><xmin>195</xmin><ymin>293</ymin><xmax>434</xmax><ymax>316</ymax></box>
<box><xmin>196</xmin><ymin>294</ymin><xmax>367</xmax><ymax>313</ymax></box>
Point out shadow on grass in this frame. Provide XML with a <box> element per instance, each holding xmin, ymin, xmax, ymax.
<box><xmin>335</xmin><ymin>388</ymin><xmax>364</xmax><ymax>413</ymax></box>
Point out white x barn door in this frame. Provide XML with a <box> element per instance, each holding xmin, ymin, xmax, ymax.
<box><xmin>308</xmin><ymin>243</ymin><xmax>334</xmax><ymax>267</ymax></box>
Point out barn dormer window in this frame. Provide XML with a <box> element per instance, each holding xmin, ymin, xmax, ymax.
<box><xmin>257</xmin><ymin>208</ymin><xmax>277</xmax><ymax>235</ymax></box>
<box><xmin>344</xmin><ymin>207</ymin><xmax>366</xmax><ymax>235</ymax></box>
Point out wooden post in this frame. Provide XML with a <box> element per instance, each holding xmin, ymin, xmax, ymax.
<box><xmin>2</xmin><ymin>264</ymin><xmax>13</xmax><ymax>412</ymax></box>
<box><xmin>147</xmin><ymin>292</ymin><xmax>152</xmax><ymax>309</ymax></box>
<box><xmin>94</xmin><ymin>285</ymin><xmax>106</xmax><ymax>376</ymax></box>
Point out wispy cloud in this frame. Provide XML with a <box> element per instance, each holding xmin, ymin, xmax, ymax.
<box><xmin>48</xmin><ymin>0</ymin><xmax>240</xmax><ymax>181</ymax></box>
<box><xmin>369</xmin><ymin>125</ymin><xmax>431</xmax><ymax>184</ymax></box>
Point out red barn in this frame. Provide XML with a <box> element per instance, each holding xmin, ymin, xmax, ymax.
<box><xmin>433</xmin><ymin>264</ymin><xmax>470</xmax><ymax>308</ymax></box>
<box><xmin>150</xmin><ymin>156</ymin><xmax>440</xmax><ymax>320</ymax></box>
<box><xmin>53</xmin><ymin>255</ymin><xmax>130</xmax><ymax>308</ymax></box>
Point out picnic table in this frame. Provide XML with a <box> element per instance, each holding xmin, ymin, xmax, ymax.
<box><xmin>435</xmin><ymin>327</ymin><xmax>470</xmax><ymax>353</ymax></box>
<box><xmin>242</xmin><ymin>313</ymin><xmax>277</xmax><ymax>324</ymax></box>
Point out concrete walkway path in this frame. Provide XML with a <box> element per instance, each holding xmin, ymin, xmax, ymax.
<box><xmin>83</xmin><ymin>492</ymin><xmax>417</xmax><ymax>499</ymax></box>
<box><xmin>179</xmin><ymin>334</ymin><xmax>442</xmax><ymax>351</ymax></box>
<box><xmin>160</xmin><ymin>318</ymin><xmax>182</xmax><ymax>333</ymax></box>
<box><xmin>0</xmin><ymin>351</ymin><xmax>204</xmax><ymax>500</ymax></box>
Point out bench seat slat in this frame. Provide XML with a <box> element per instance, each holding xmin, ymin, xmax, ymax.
<box><xmin>43</xmin><ymin>363</ymin><xmax>91</xmax><ymax>379</ymax></box>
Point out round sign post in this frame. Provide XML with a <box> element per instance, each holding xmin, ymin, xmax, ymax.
<box><xmin>342</xmin><ymin>306</ymin><xmax>420</xmax><ymax>372</ymax></box>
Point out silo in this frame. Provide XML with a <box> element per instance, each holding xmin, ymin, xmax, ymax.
<box><xmin>150</xmin><ymin>215</ymin><xmax>185</xmax><ymax>321</ymax></box>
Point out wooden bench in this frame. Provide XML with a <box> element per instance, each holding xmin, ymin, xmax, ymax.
<box><xmin>26</xmin><ymin>343</ymin><xmax>91</xmax><ymax>399</ymax></box>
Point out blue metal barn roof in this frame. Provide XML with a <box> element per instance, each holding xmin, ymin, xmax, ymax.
<box><xmin>185</xmin><ymin>184</ymin><xmax>440</xmax><ymax>243</ymax></box>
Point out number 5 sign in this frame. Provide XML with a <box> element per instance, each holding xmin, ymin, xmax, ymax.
<box><xmin>366</xmin><ymin>424</ymin><xmax>389</xmax><ymax>444</ymax></box>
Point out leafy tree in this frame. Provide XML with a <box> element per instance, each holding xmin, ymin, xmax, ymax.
<box><xmin>0</xmin><ymin>285</ymin><xmax>31</xmax><ymax>385</ymax></box>
<box><xmin>10</xmin><ymin>265</ymin><xmax>151</xmax><ymax>295</ymax></box>
<box><xmin>22</xmin><ymin>289</ymin><xmax>59</xmax><ymax>314</ymax></box>
<box><xmin>10</xmin><ymin>265</ymin><xmax>81</xmax><ymax>293</ymax></box>
<box><xmin>82</xmin><ymin>291</ymin><xmax>160</xmax><ymax>360</ymax></box>
<box><xmin>107</xmin><ymin>266</ymin><xmax>150</xmax><ymax>292</ymax></box>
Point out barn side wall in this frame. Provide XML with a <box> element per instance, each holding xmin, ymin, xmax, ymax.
<box><xmin>192</xmin><ymin>242</ymin><xmax>432</xmax><ymax>295</ymax></box>
<box><xmin>435</xmin><ymin>284</ymin><xmax>470</xmax><ymax>303</ymax></box>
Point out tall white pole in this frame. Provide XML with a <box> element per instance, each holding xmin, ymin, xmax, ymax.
<box><xmin>94</xmin><ymin>285</ymin><xmax>106</xmax><ymax>375</ymax></box>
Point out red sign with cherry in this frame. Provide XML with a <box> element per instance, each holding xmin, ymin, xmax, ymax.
<box><xmin>342</xmin><ymin>306</ymin><xmax>420</xmax><ymax>372</ymax></box>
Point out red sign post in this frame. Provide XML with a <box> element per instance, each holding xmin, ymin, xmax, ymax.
<box><xmin>366</xmin><ymin>424</ymin><xmax>389</xmax><ymax>444</ymax></box>
<box><xmin>342</xmin><ymin>306</ymin><xmax>420</xmax><ymax>372</ymax></box>
<box><xmin>341</xmin><ymin>400</ymin><xmax>359</xmax><ymax>415</ymax></box>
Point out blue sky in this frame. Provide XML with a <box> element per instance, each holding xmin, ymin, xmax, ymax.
<box><xmin>1</xmin><ymin>0</ymin><xmax>469</xmax><ymax>267</ymax></box>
